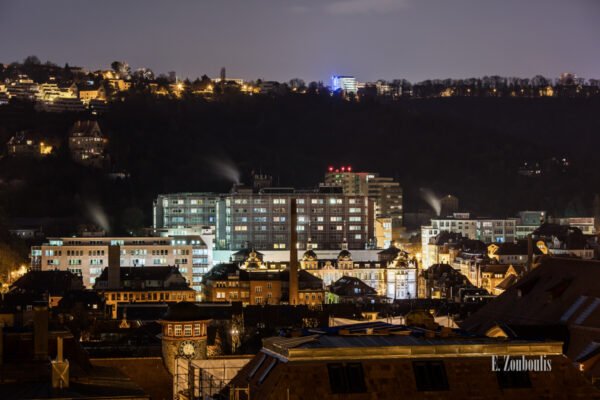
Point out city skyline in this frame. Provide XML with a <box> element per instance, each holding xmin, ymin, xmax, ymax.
<box><xmin>1</xmin><ymin>0</ymin><xmax>599</xmax><ymax>83</ymax></box>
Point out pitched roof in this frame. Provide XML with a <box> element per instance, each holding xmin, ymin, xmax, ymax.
<box><xmin>483</xmin><ymin>264</ymin><xmax>525</xmax><ymax>275</ymax></box>
<box><xmin>160</xmin><ymin>301</ymin><xmax>212</xmax><ymax>321</ymax></box>
<box><xmin>496</xmin><ymin>240</ymin><xmax>542</xmax><ymax>255</ymax></box>
<box><xmin>462</xmin><ymin>257</ymin><xmax>600</xmax><ymax>337</ymax></box>
<box><xmin>70</xmin><ymin>120</ymin><xmax>101</xmax><ymax>136</ymax></box>
<box><xmin>494</xmin><ymin>274</ymin><xmax>518</xmax><ymax>290</ymax></box>
<box><xmin>328</xmin><ymin>276</ymin><xmax>377</xmax><ymax>296</ymax></box>
<box><xmin>9</xmin><ymin>270</ymin><xmax>83</xmax><ymax>296</ymax></box>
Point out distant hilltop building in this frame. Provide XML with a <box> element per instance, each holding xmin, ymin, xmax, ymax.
<box><xmin>6</xmin><ymin>131</ymin><xmax>54</xmax><ymax>157</ymax></box>
<box><xmin>68</xmin><ymin>120</ymin><xmax>106</xmax><ymax>167</ymax></box>
<box><xmin>331</xmin><ymin>75</ymin><xmax>357</xmax><ymax>94</ymax></box>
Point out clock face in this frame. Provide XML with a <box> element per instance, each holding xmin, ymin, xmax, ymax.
<box><xmin>178</xmin><ymin>340</ymin><xmax>198</xmax><ymax>358</ymax></box>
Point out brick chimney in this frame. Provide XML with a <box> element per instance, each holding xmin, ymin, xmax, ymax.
<box><xmin>108</xmin><ymin>245</ymin><xmax>121</xmax><ymax>289</ymax></box>
<box><xmin>289</xmin><ymin>198</ymin><xmax>298</xmax><ymax>305</ymax></box>
<box><xmin>33</xmin><ymin>303</ymin><xmax>49</xmax><ymax>360</ymax></box>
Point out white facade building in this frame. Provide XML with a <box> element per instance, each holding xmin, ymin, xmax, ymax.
<box><xmin>31</xmin><ymin>236</ymin><xmax>209</xmax><ymax>293</ymax></box>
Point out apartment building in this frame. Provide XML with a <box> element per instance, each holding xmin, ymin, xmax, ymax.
<box><xmin>31</xmin><ymin>236</ymin><xmax>209</xmax><ymax>292</ymax></box>
<box><xmin>324</xmin><ymin>167</ymin><xmax>403</xmax><ymax>226</ymax></box>
<box><xmin>154</xmin><ymin>188</ymin><xmax>375</xmax><ymax>251</ymax></box>
<box><xmin>421</xmin><ymin>213</ymin><xmax>518</xmax><ymax>250</ymax></box>
<box><xmin>154</xmin><ymin>192</ymin><xmax>220</xmax><ymax>233</ymax></box>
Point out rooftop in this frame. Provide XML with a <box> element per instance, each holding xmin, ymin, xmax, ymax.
<box><xmin>262</xmin><ymin>322</ymin><xmax>563</xmax><ymax>362</ymax></box>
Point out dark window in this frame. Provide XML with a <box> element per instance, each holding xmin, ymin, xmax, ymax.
<box><xmin>413</xmin><ymin>361</ymin><xmax>449</xmax><ymax>391</ymax></box>
<box><xmin>497</xmin><ymin>369</ymin><xmax>531</xmax><ymax>389</ymax></box>
<box><xmin>327</xmin><ymin>363</ymin><xmax>367</xmax><ymax>393</ymax></box>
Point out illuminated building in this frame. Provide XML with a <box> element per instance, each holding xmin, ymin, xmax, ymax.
<box><xmin>299</xmin><ymin>245</ymin><xmax>418</xmax><ymax>299</ymax></box>
<box><xmin>421</xmin><ymin>213</ymin><xmax>519</xmax><ymax>266</ymax></box>
<box><xmin>68</xmin><ymin>120</ymin><xmax>106</xmax><ymax>167</ymax></box>
<box><xmin>31</xmin><ymin>236</ymin><xmax>209</xmax><ymax>292</ymax></box>
<box><xmin>331</xmin><ymin>75</ymin><xmax>358</xmax><ymax>94</ymax></box>
<box><xmin>36</xmin><ymin>82</ymin><xmax>64</xmax><ymax>101</ymax></box>
<box><xmin>324</xmin><ymin>166</ymin><xmax>403</xmax><ymax>230</ymax></box>
<box><xmin>154</xmin><ymin>188</ymin><xmax>375</xmax><ymax>251</ymax></box>
<box><xmin>6</xmin><ymin>131</ymin><xmax>54</xmax><ymax>157</ymax></box>
<box><xmin>375</xmin><ymin>217</ymin><xmax>392</xmax><ymax>249</ymax></box>
<box><xmin>94</xmin><ymin>266</ymin><xmax>196</xmax><ymax>319</ymax></box>
<box><xmin>37</xmin><ymin>96</ymin><xmax>86</xmax><ymax>113</ymax></box>
<box><xmin>516</xmin><ymin>210</ymin><xmax>546</xmax><ymax>239</ymax></box>
<box><xmin>76</xmin><ymin>82</ymin><xmax>107</xmax><ymax>102</ymax></box>
<box><xmin>213</xmin><ymin>77</ymin><xmax>244</xmax><ymax>86</ymax></box>
<box><xmin>202</xmin><ymin>251</ymin><xmax>325</xmax><ymax>306</ymax></box>
<box><xmin>158</xmin><ymin>302</ymin><xmax>211</xmax><ymax>375</ymax></box>
<box><xmin>551</xmin><ymin>217</ymin><xmax>596</xmax><ymax>235</ymax></box>
<box><xmin>5</xmin><ymin>76</ymin><xmax>39</xmax><ymax>100</ymax></box>
<box><xmin>480</xmin><ymin>264</ymin><xmax>525</xmax><ymax>295</ymax></box>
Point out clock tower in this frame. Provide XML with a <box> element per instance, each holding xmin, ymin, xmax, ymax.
<box><xmin>158</xmin><ymin>302</ymin><xmax>212</xmax><ymax>374</ymax></box>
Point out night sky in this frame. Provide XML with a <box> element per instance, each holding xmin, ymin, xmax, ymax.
<box><xmin>1</xmin><ymin>0</ymin><xmax>599</xmax><ymax>83</ymax></box>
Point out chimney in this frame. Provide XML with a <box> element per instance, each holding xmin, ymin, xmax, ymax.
<box><xmin>108</xmin><ymin>245</ymin><xmax>121</xmax><ymax>289</ymax></box>
<box><xmin>51</xmin><ymin>336</ymin><xmax>69</xmax><ymax>389</ymax></box>
<box><xmin>34</xmin><ymin>303</ymin><xmax>49</xmax><ymax>361</ymax></box>
<box><xmin>289</xmin><ymin>198</ymin><xmax>299</xmax><ymax>305</ymax></box>
<box><xmin>527</xmin><ymin>234</ymin><xmax>533</xmax><ymax>270</ymax></box>
<box><xmin>0</xmin><ymin>321</ymin><xmax>3</xmax><ymax>366</ymax></box>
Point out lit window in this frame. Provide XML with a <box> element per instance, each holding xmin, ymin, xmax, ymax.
<box><xmin>184</xmin><ymin>325</ymin><xmax>192</xmax><ymax>336</ymax></box>
<box><xmin>174</xmin><ymin>325</ymin><xmax>182</xmax><ymax>336</ymax></box>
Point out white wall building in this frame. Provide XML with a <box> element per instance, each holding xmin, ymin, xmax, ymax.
<box><xmin>31</xmin><ymin>236</ymin><xmax>209</xmax><ymax>293</ymax></box>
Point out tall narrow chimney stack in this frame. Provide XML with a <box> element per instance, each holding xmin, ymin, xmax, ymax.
<box><xmin>289</xmin><ymin>198</ymin><xmax>299</xmax><ymax>305</ymax></box>
<box><xmin>34</xmin><ymin>303</ymin><xmax>49</xmax><ymax>360</ymax></box>
<box><xmin>527</xmin><ymin>234</ymin><xmax>533</xmax><ymax>271</ymax></box>
<box><xmin>108</xmin><ymin>245</ymin><xmax>121</xmax><ymax>290</ymax></box>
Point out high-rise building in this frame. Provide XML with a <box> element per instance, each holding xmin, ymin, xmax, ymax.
<box><xmin>154</xmin><ymin>188</ymin><xmax>376</xmax><ymax>251</ymax></box>
<box><xmin>324</xmin><ymin>166</ymin><xmax>403</xmax><ymax>227</ymax></box>
<box><xmin>331</xmin><ymin>76</ymin><xmax>358</xmax><ymax>94</ymax></box>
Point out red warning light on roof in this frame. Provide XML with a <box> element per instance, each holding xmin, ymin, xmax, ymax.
<box><xmin>347</xmin><ymin>166</ymin><xmax>352</xmax><ymax>172</ymax></box>
<box><xmin>328</xmin><ymin>166</ymin><xmax>333</xmax><ymax>172</ymax></box>
<box><xmin>341</xmin><ymin>166</ymin><xmax>345</xmax><ymax>171</ymax></box>
<box><xmin>335</xmin><ymin>169</ymin><xmax>339</xmax><ymax>172</ymax></box>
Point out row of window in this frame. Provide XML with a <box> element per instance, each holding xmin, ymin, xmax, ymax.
<box><xmin>326</xmin><ymin>360</ymin><xmax>531</xmax><ymax>394</ymax></box>
<box><xmin>165</xmin><ymin>323</ymin><xmax>206</xmax><ymax>337</ymax></box>
<box><xmin>108</xmin><ymin>291</ymin><xmax>193</xmax><ymax>301</ymax></box>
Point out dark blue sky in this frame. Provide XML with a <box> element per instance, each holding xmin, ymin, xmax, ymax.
<box><xmin>1</xmin><ymin>0</ymin><xmax>598</xmax><ymax>83</ymax></box>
